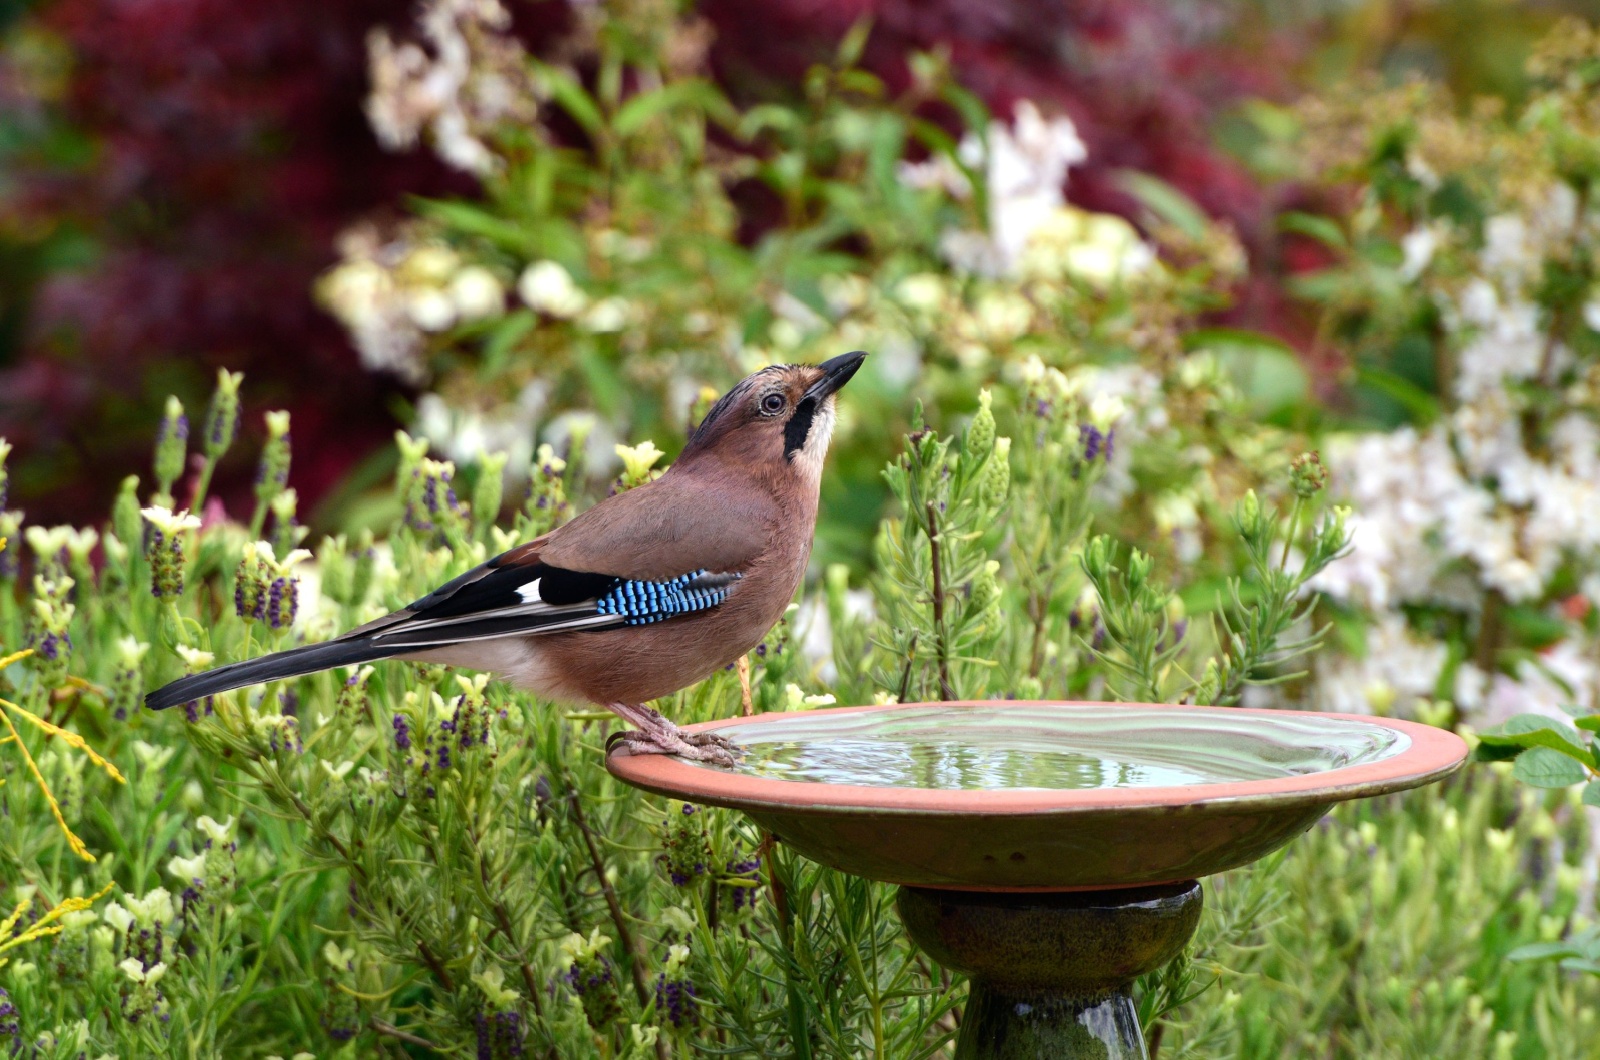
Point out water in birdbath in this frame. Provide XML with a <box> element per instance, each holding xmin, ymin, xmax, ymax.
<box><xmin>700</xmin><ymin>704</ymin><xmax>1410</xmax><ymax>790</ymax></box>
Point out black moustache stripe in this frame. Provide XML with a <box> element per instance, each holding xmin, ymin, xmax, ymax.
<box><xmin>784</xmin><ymin>397</ymin><xmax>818</xmax><ymax>459</ymax></box>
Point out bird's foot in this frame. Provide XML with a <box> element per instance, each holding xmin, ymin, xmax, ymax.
<box><xmin>605</xmin><ymin>702</ymin><xmax>741</xmax><ymax>767</ymax></box>
<box><xmin>616</xmin><ymin>728</ymin><xmax>739</xmax><ymax>767</ymax></box>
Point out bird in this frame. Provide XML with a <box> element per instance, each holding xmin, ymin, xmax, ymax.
<box><xmin>144</xmin><ymin>350</ymin><xmax>868</xmax><ymax>765</ymax></box>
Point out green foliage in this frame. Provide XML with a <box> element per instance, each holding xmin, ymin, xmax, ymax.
<box><xmin>1080</xmin><ymin>465</ymin><xmax>1351</xmax><ymax>707</ymax></box>
<box><xmin>1160</xmin><ymin>771</ymin><xmax>1598</xmax><ymax>1060</ymax></box>
<box><xmin>0</xmin><ymin>366</ymin><xmax>1593</xmax><ymax>1057</ymax></box>
<box><xmin>871</xmin><ymin>392</ymin><xmax>1009</xmax><ymax>702</ymax></box>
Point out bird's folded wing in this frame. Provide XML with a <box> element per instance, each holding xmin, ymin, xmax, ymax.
<box><xmin>537</xmin><ymin>474</ymin><xmax>773</xmax><ymax>580</ymax></box>
<box><xmin>343</xmin><ymin>543</ymin><xmax>742</xmax><ymax>650</ymax></box>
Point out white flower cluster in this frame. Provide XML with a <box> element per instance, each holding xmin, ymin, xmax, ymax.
<box><xmin>365</xmin><ymin>0</ymin><xmax>536</xmax><ymax>175</ymax></box>
<box><xmin>1311</xmin><ymin>613</ymin><xmax>1449</xmax><ymax>717</ymax></box>
<box><xmin>901</xmin><ymin>101</ymin><xmax>1154</xmax><ymax>284</ymax></box>
<box><xmin>1311</xmin><ymin>186</ymin><xmax>1600</xmax><ymax>721</ymax></box>
<box><xmin>318</xmin><ymin>233</ymin><xmax>505</xmax><ymax>383</ymax></box>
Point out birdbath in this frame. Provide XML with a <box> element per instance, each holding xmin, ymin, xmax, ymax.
<box><xmin>607</xmin><ymin>702</ymin><xmax>1466</xmax><ymax>1059</ymax></box>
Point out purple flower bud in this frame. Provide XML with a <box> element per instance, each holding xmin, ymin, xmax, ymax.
<box><xmin>476</xmin><ymin>1010</ymin><xmax>526</xmax><ymax>1059</ymax></box>
<box><xmin>1079</xmin><ymin>424</ymin><xmax>1104</xmax><ymax>463</ymax></box>
<box><xmin>0</xmin><ymin>987</ymin><xmax>19</xmax><ymax>1052</ymax></box>
<box><xmin>654</xmin><ymin>971</ymin><xmax>699</xmax><ymax>1029</ymax></box>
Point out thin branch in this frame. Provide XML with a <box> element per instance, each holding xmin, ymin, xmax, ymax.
<box><xmin>925</xmin><ymin>500</ymin><xmax>954</xmax><ymax>700</ymax></box>
<box><xmin>370</xmin><ymin>1017</ymin><xmax>441</xmax><ymax>1051</ymax></box>
<box><xmin>563</xmin><ymin>778</ymin><xmax>652</xmax><ymax>1006</ymax></box>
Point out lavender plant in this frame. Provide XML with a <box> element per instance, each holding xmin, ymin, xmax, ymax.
<box><xmin>0</xmin><ymin>346</ymin><xmax>1591</xmax><ymax>1058</ymax></box>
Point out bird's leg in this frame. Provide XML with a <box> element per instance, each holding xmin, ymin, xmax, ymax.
<box><xmin>737</xmin><ymin>655</ymin><xmax>754</xmax><ymax>717</ymax></box>
<box><xmin>604</xmin><ymin>702</ymin><xmax>740</xmax><ymax>766</ymax></box>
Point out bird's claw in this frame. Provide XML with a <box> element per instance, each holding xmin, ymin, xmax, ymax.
<box><xmin>603</xmin><ymin>702</ymin><xmax>742</xmax><ymax>766</ymax></box>
<box><xmin>617</xmin><ymin>728</ymin><xmax>740</xmax><ymax>767</ymax></box>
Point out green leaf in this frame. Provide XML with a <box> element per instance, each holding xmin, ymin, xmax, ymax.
<box><xmin>1503</xmin><ymin>605</ymin><xmax>1572</xmax><ymax>649</ymax></box>
<box><xmin>1117</xmin><ymin>171</ymin><xmax>1210</xmax><ymax>242</ymax></box>
<box><xmin>1354</xmin><ymin>366</ymin><xmax>1440</xmax><ymax>426</ymax></box>
<box><xmin>1584</xmin><ymin>781</ymin><xmax>1600</xmax><ymax>807</ymax></box>
<box><xmin>411</xmin><ymin>199</ymin><xmax>537</xmax><ymax>255</ymax></box>
<box><xmin>835</xmin><ymin>16</ymin><xmax>873</xmax><ymax>66</ymax></box>
<box><xmin>613</xmin><ymin>80</ymin><xmax>736</xmax><ymax>138</ymax></box>
<box><xmin>938</xmin><ymin>84</ymin><xmax>989</xmax><ymax>145</ymax></box>
<box><xmin>1186</xmin><ymin>328</ymin><xmax>1310</xmax><ymax>418</ymax></box>
<box><xmin>1508</xmin><ymin>941</ymin><xmax>1581</xmax><ymax>962</ymax></box>
<box><xmin>1278</xmin><ymin>211</ymin><xmax>1348</xmax><ymax>250</ymax></box>
<box><xmin>536</xmin><ymin>65</ymin><xmax>603</xmax><ymax>138</ymax></box>
<box><xmin>737</xmin><ymin>104</ymin><xmax>802</xmax><ymax>141</ymax></box>
<box><xmin>836</xmin><ymin>69</ymin><xmax>884</xmax><ymax>97</ymax></box>
<box><xmin>1241</xmin><ymin>98</ymin><xmax>1299</xmax><ymax>141</ymax></box>
<box><xmin>480</xmin><ymin>311</ymin><xmax>536</xmax><ymax>377</ymax></box>
<box><xmin>1512</xmin><ymin>747</ymin><xmax>1588</xmax><ymax>788</ymax></box>
<box><xmin>1476</xmin><ymin>714</ymin><xmax>1593</xmax><ymax>764</ymax></box>
<box><xmin>1472</xmin><ymin>741</ymin><xmax>1523</xmax><ymax>763</ymax></box>
<box><xmin>1573</xmin><ymin>715</ymin><xmax>1600</xmax><ymax>732</ymax></box>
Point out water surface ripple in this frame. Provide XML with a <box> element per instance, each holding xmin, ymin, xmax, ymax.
<box><xmin>708</xmin><ymin>706</ymin><xmax>1409</xmax><ymax>791</ymax></box>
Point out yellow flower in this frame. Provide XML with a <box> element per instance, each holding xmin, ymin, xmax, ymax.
<box><xmin>614</xmin><ymin>441</ymin><xmax>665</xmax><ymax>483</ymax></box>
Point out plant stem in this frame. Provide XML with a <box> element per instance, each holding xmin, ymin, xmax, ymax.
<box><xmin>1027</xmin><ymin>587</ymin><xmax>1050</xmax><ymax>679</ymax></box>
<box><xmin>190</xmin><ymin>457</ymin><xmax>217</xmax><ymax>513</ymax></box>
<box><xmin>562</xmin><ymin>777</ymin><xmax>653</xmax><ymax>1007</ymax></box>
<box><xmin>275</xmin><ymin>778</ymin><xmax>458</xmax><ymax>992</ymax></box>
<box><xmin>248</xmin><ymin>500</ymin><xmax>268</xmax><ymax>542</ymax></box>
<box><xmin>370</xmin><ymin>1018</ymin><xmax>440</xmax><ymax>1051</ymax></box>
<box><xmin>1279</xmin><ymin>497</ymin><xmax>1303</xmax><ymax>572</ymax></box>
<box><xmin>1474</xmin><ymin>589</ymin><xmax>1505</xmax><ymax>674</ymax></box>
<box><xmin>763</xmin><ymin>839</ymin><xmax>813</xmax><ymax>1060</ymax></box>
<box><xmin>470</xmin><ymin>816</ymin><xmax>549</xmax><ymax>1022</ymax></box>
<box><xmin>925</xmin><ymin>500</ymin><xmax>954</xmax><ymax>700</ymax></box>
<box><xmin>896</xmin><ymin>633</ymin><xmax>918</xmax><ymax>704</ymax></box>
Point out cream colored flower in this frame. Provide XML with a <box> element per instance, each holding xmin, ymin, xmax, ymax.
<box><xmin>449</xmin><ymin>266</ymin><xmax>505</xmax><ymax>320</ymax></box>
<box><xmin>614</xmin><ymin>441</ymin><xmax>664</xmax><ymax>481</ymax></box>
<box><xmin>174</xmin><ymin>645</ymin><xmax>214</xmax><ymax>671</ymax></box>
<box><xmin>196</xmin><ymin>815</ymin><xmax>235</xmax><ymax>845</ymax></box>
<box><xmin>140</xmin><ymin>507</ymin><xmax>201</xmax><ymax>536</ymax></box>
<box><xmin>404</xmin><ymin>287</ymin><xmax>457</xmax><ymax>332</ymax></box>
<box><xmin>518</xmin><ymin>261</ymin><xmax>587</xmax><ymax>318</ymax></box>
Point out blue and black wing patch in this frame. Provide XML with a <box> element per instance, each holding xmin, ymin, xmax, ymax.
<box><xmin>596</xmin><ymin>571</ymin><xmax>740</xmax><ymax>625</ymax></box>
<box><xmin>354</xmin><ymin>553</ymin><xmax>742</xmax><ymax>651</ymax></box>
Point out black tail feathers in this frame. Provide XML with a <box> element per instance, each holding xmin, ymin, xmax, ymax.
<box><xmin>143</xmin><ymin>638</ymin><xmax>400</xmax><ymax>712</ymax></box>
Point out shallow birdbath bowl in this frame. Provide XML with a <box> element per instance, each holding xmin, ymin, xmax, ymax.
<box><xmin>607</xmin><ymin>702</ymin><xmax>1466</xmax><ymax>1059</ymax></box>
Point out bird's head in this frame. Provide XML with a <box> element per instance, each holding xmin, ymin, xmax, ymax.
<box><xmin>678</xmin><ymin>351</ymin><xmax>867</xmax><ymax>485</ymax></box>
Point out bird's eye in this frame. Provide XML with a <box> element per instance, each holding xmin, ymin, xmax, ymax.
<box><xmin>761</xmin><ymin>393</ymin><xmax>786</xmax><ymax>415</ymax></box>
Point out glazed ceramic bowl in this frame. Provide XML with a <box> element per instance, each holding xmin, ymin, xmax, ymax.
<box><xmin>606</xmin><ymin>701</ymin><xmax>1467</xmax><ymax>890</ymax></box>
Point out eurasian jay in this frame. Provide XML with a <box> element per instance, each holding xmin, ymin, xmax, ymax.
<box><xmin>144</xmin><ymin>351</ymin><xmax>867</xmax><ymax>764</ymax></box>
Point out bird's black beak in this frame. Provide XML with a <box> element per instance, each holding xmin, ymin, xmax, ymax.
<box><xmin>805</xmin><ymin>350</ymin><xmax>867</xmax><ymax>401</ymax></box>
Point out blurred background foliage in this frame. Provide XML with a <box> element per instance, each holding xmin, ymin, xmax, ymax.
<box><xmin>0</xmin><ymin>0</ymin><xmax>1593</xmax><ymax>533</ymax></box>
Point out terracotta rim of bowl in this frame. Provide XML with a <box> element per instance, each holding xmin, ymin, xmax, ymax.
<box><xmin>605</xmin><ymin>701</ymin><xmax>1469</xmax><ymax>815</ymax></box>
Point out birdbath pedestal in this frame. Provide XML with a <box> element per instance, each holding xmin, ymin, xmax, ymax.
<box><xmin>607</xmin><ymin>702</ymin><xmax>1466</xmax><ymax>1059</ymax></box>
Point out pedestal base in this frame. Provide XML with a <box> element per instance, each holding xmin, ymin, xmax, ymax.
<box><xmin>897</xmin><ymin>881</ymin><xmax>1203</xmax><ymax>1060</ymax></box>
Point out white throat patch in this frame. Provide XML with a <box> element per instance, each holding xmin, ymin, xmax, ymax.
<box><xmin>793</xmin><ymin>397</ymin><xmax>837</xmax><ymax>483</ymax></box>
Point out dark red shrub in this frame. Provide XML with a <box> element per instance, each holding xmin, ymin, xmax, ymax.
<box><xmin>0</xmin><ymin>0</ymin><xmax>469</xmax><ymax>526</ymax></box>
